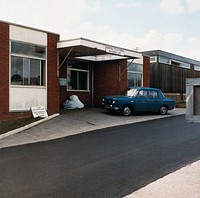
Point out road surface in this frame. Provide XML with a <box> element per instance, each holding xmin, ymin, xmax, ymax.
<box><xmin>0</xmin><ymin>115</ymin><xmax>200</xmax><ymax>198</ymax></box>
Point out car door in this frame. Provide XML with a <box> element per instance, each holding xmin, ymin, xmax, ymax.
<box><xmin>134</xmin><ymin>89</ymin><xmax>149</xmax><ymax>112</ymax></box>
<box><xmin>147</xmin><ymin>90</ymin><xmax>162</xmax><ymax>112</ymax></box>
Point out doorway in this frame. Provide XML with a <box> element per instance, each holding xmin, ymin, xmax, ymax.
<box><xmin>194</xmin><ymin>86</ymin><xmax>200</xmax><ymax>115</ymax></box>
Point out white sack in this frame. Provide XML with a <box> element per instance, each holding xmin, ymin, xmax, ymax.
<box><xmin>63</xmin><ymin>95</ymin><xmax>84</xmax><ymax>109</ymax></box>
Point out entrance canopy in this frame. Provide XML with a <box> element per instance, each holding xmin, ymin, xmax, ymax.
<box><xmin>57</xmin><ymin>37</ymin><xmax>142</xmax><ymax>62</ymax></box>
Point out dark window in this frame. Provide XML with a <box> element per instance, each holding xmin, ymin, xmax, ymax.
<box><xmin>67</xmin><ymin>63</ymin><xmax>89</xmax><ymax>91</ymax></box>
<box><xmin>10</xmin><ymin>41</ymin><xmax>46</xmax><ymax>86</ymax></box>
<box><xmin>11</xmin><ymin>42</ymin><xmax>46</xmax><ymax>59</ymax></box>
<box><xmin>11</xmin><ymin>56</ymin><xmax>45</xmax><ymax>86</ymax></box>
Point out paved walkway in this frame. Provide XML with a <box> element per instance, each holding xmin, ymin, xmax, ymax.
<box><xmin>0</xmin><ymin>108</ymin><xmax>185</xmax><ymax>148</ymax></box>
<box><xmin>1</xmin><ymin>108</ymin><xmax>200</xmax><ymax>197</ymax></box>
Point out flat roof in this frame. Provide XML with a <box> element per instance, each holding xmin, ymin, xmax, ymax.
<box><xmin>143</xmin><ymin>50</ymin><xmax>200</xmax><ymax>66</ymax></box>
<box><xmin>57</xmin><ymin>37</ymin><xmax>142</xmax><ymax>62</ymax></box>
<box><xmin>0</xmin><ymin>19</ymin><xmax>60</xmax><ymax>36</ymax></box>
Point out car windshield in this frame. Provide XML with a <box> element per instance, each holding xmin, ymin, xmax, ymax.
<box><xmin>124</xmin><ymin>88</ymin><xmax>137</xmax><ymax>97</ymax></box>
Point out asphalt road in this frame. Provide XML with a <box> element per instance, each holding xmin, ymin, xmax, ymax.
<box><xmin>1</xmin><ymin>115</ymin><xmax>200</xmax><ymax>198</ymax></box>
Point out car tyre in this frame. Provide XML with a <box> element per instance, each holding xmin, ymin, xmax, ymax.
<box><xmin>122</xmin><ymin>105</ymin><xmax>132</xmax><ymax>116</ymax></box>
<box><xmin>159</xmin><ymin>105</ymin><xmax>168</xmax><ymax>115</ymax></box>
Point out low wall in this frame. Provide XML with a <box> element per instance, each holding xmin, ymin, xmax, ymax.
<box><xmin>164</xmin><ymin>93</ymin><xmax>186</xmax><ymax>102</ymax></box>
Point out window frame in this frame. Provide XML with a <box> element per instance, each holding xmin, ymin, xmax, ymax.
<box><xmin>194</xmin><ymin>65</ymin><xmax>200</xmax><ymax>71</ymax></box>
<box><xmin>10</xmin><ymin>40</ymin><xmax>47</xmax><ymax>87</ymax></box>
<box><xmin>127</xmin><ymin>62</ymin><xmax>143</xmax><ymax>87</ymax></box>
<box><xmin>67</xmin><ymin>64</ymin><xmax>89</xmax><ymax>91</ymax></box>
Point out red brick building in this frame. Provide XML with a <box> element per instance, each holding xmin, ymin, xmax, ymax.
<box><xmin>0</xmin><ymin>21</ymin><xmax>60</xmax><ymax>120</ymax></box>
<box><xmin>58</xmin><ymin>38</ymin><xmax>150</xmax><ymax>107</ymax></box>
<box><xmin>0</xmin><ymin>21</ymin><xmax>149</xmax><ymax>120</ymax></box>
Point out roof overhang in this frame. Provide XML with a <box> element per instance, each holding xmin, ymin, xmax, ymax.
<box><xmin>57</xmin><ymin>37</ymin><xmax>142</xmax><ymax>62</ymax></box>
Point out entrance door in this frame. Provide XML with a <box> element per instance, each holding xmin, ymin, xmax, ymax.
<box><xmin>194</xmin><ymin>86</ymin><xmax>200</xmax><ymax>115</ymax></box>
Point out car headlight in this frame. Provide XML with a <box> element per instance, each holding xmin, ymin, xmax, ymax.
<box><xmin>112</xmin><ymin>100</ymin><xmax>116</xmax><ymax>104</ymax></box>
<box><xmin>102</xmin><ymin>98</ymin><xmax>105</xmax><ymax>102</ymax></box>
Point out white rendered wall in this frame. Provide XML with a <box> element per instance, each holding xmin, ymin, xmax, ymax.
<box><xmin>10</xmin><ymin>25</ymin><xmax>47</xmax><ymax>45</ymax></box>
<box><xmin>186</xmin><ymin>78</ymin><xmax>200</xmax><ymax>123</ymax></box>
<box><xmin>10</xmin><ymin>87</ymin><xmax>47</xmax><ymax>111</ymax></box>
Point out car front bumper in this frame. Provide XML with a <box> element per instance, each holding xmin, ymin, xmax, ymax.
<box><xmin>102</xmin><ymin>103</ymin><xmax>120</xmax><ymax>111</ymax></box>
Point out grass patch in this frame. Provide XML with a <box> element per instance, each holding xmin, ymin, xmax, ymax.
<box><xmin>0</xmin><ymin>117</ymin><xmax>42</xmax><ymax>135</ymax></box>
<box><xmin>176</xmin><ymin>101</ymin><xmax>186</xmax><ymax>108</ymax></box>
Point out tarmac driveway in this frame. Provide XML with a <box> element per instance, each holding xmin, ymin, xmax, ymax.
<box><xmin>0</xmin><ymin>108</ymin><xmax>185</xmax><ymax>149</ymax></box>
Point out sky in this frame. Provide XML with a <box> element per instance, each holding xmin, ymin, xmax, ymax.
<box><xmin>0</xmin><ymin>0</ymin><xmax>200</xmax><ymax>60</ymax></box>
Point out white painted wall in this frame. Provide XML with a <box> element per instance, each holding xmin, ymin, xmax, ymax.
<box><xmin>9</xmin><ymin>25</ymin><xmax>48</xmax><ymax>111</ymax></box>
<box><xmin>10</xmin><ymin>87</ymin><xmax>47</xmax><ymax>111</ymax></box>
<box><xmin>10</xmin><ymin>25</ymin><xmax>47</xmax><ymax>45</ymax></box>
<box><xmin>186</xmin><ymin>78</ymin><xmax>200</xmax><ymax>123</ymax></box>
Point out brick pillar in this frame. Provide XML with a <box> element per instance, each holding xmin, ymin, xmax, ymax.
<box><xmin>47</xmin><ymin>33</ymin><xmax>60</xmax><ymax>114</ymax></box>
<box><xmin>0</xmin><ymin>22</ymin><xmax>9</xmax><ymax>119</ymax></box>
<box><xmin>94</xmin><ymin>59</ymin><xmax>127</xmax><ymax>106</ymax></box>
<box><xmin>143</xmin><ymin>55</ymin><xmax>150</xmax><ymax>87</ymax></box>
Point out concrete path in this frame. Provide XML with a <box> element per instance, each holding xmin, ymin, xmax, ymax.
<box><xmin>1</xmin><ymin>108</ymin><xmax>200</xmax><ymax>198</ymax></box>
<box><xmin>0</xmin><ymin>108</ymin><xmax>185</xmax><ymax>149</ymax></box>
<box><xmin>125</xmin><ymin>160</ymin><xmax>200</xmax><ymax>198</ymax></box>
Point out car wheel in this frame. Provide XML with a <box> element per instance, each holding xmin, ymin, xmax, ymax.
<box><xmin>122</xmin><ymin>105</ymin><xmax>132</xmax><ymax>116</ymax></box>
<box><xmin>159</xmin><ymin>105</ymin><xmax>168</xmax><ymax>115</ymax></box>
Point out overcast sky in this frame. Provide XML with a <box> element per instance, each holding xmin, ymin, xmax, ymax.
<box><xmin>0</xmin><ymin>0</ymin><xmax>200</xmax><ymax>60</ymax></box>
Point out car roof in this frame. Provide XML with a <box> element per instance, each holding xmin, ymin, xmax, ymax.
<box><xmin>128</xmin><ymin>86</ymin><xmax>161</xmax><ymax>91</ymax></box>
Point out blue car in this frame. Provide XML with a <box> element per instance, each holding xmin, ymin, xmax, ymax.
<box><xmin>102</xmin><ymin>87</ymin><xmax>175</xmax><ymax>116</ymax></box>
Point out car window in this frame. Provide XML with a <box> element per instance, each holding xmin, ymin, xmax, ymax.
<box><xmin>137</xmin><ymin>90</ymin><xmax>148</xmax><ymax>98</ymax></box>
<box><xmin>148</xmin><ymin>90</ymin><xmax>158</xmax><ymax>98</ymax></box>
<box><xmin>126</xmin><ymin>88</ymin><xmax>137</xmax><ymax>97</ymax></box>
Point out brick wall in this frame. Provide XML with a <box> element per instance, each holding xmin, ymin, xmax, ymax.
<box><xmin>143</xmin><ymin>55</ymin><xmax>150</xmax><ymax>87</ymax></box>
<box><xmin>47</xmin><ymin>33</ymin><xmax>60</xmax><ymax>114</ymax></box>
<box><xmin>0</xmin><ymin>22</ymin><xmax>10</xmax><ymax>120</ymax></box>
<box><xmin>0</xmin><ymin>22</ymin><xmax>31</xmax><ymax>120</ymax></box>
<box><xmin>94</xmin><ymin>60</ymin><xmax>127</xmax><ymax>106</ymax></box>
<box><xmin>59</xmin><ymin>64</ymin><xmax>92</xmax><ymax>107</ymax></box>
<box><xmin>59</xmin><ymin>59</ymin><xmax>128</xmax><ymax>108</ymax></box>
<box><xmin>0</xmin><ymin>23</ymin><xmax>60</xmax><ymax>120</ymax></box>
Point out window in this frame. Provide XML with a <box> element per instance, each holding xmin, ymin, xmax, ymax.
<box><xmin>127</xmin><ymin>62</ymin><xmax>143</xmax><ymax>87</ymax></box>
<box><xmin>137</xmin><ymin>90</ymin><xmax>148</xmax><ymax>98</ymax></box>
<box><xmin>67</xmin><ymin>63</ymin><xmax>89</xmax><ymax>91</ymax></box>
<box><xmin>149</xmin><ymin>90</ymin><xmax>158</xmax><ymax>98</ymax></box>
<box><xmin>159</xmin><ymin>56</ymin><xmax>170</xmax><ymax>64</ymax></box>
<box><xmin>10</xmin><ymin>41</ymin><xmax>46</xmax><ymax>86</ymax></box>
<box><xmin>170</xmin><ymin>59</ymin><xmax>190</xmax><ymax>69</ymax></box>
<box><xmin>11</xmin><ymin>42</ymin><xmax>46</xmax><ymax>58</ymax></box>
<box><xmin>180</xmin><ymin>62</ymin><xmax>190</xmax><ymax>69</ymax></box>
<box><xmin>194</xmin><ymin>65</ymin><xmax>200</xmax><ymax>71</ymax></box>
<box><xmin>150</xmin><ymin>56</ymin><xmax>157</xmax><ymax>63</ymax></box>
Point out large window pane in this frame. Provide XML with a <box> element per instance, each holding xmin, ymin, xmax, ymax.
<box><xmin>79</xmin><ymin>72</ymin><xmax>88</xmax><ymax>90</ymax></box>
<box><xmin>23</xmin><ymin>58</ymin><xmax>30</xmax><ymax>85</ymax></box>
<box><xmin>11</xmin><ymin>57</ymin><xmax>23</xmax><ymax>85</ymax></box>
<box><xmin>70</xmin><ymin>70</ymin><xmax>78</xmax><ymax>90</ymax></box>
<box><xmin>128</xmin><ymin>72</ymin><xmax>142</xmax><ymax>87</ymax></box>
<box><xmin>128</xmin><ymin>61</ymin><xmax>143</xmax><ymax>87</ymax></box>
<box><xmin>11</xmin><ymin>56</ymin><xmax>45</xmax><ymax>86</ymax></box>
<box><xmin>67</xmin><ymin>63</ymin><xmax>89</xmax><ymax>91</ymax></box>
<box><xmin>11</xmin><ymin>41</ymin><xmax>46</xmax><ymax>87</ymax></box>
<box><xmin>41</xmin><ymin>60</ymin><xmax>45</xmax><ymax>86</ymax></box>
<box><xmin>30</xmin><ymin>59</ymin><xmax>40</xmax><ymax>85</ymax></box>
<box><xmin>11</xmin><ymin>42</ymin><xmax>46</xmax><ymax>58</ymax></box>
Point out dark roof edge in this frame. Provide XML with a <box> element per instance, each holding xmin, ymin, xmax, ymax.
<box><xmin>142</xmin><ymin>49</ymin><xmax>200</xmax><ymax>65</ymax></box>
